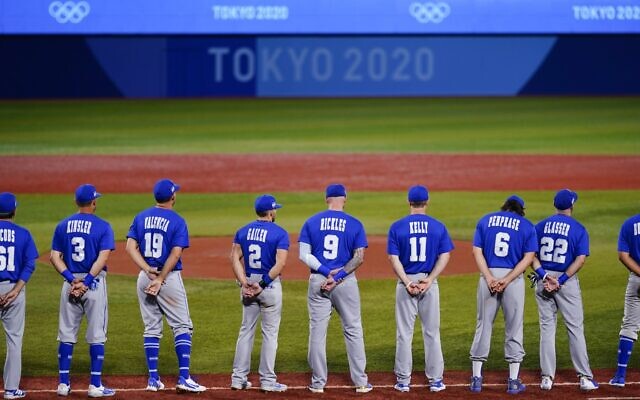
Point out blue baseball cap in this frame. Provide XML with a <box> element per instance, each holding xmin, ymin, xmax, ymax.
<box><xmin>154</xmin><ymin>179</ymin><xmax>180</xmax><ymax>202</ymax></box>
<box><xmin>326</xmin><ymin>184</ymin><xmax>347</xmax><ymax>198</ymax></box>
<box><xmin>255</xmin><ymin>194</ymin><xmax>283</xmax><ymax>213</ymax></box>
<box><xmin>408</xmin><ymin>185</ymin><xmax>429</xmax><ymax>202</ymax></box>
<box><xmin>75</xmin><ymin>184</ymin><xmax>101</xmax><ymax>203</ymax></box>
<box><xmin>554</xmin><ymin>189</ymin><xmax>578</xmax><ymax>210</ymax></box>
<box><xmin>506</xmin><ymin>194</ymin><xmax>525</xmax><ymax>208</ymax></box>
<box><xmin>0</xmin><ymin>192</ymin><xmax>17</xmax><ymax>214</ymax></box>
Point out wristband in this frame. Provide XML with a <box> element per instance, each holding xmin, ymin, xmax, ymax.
<box><xmin>333</xmin><ymin>270</ymin><xmax>348</xmax><ymax>282</ymax></box>
<box><xmin>259</xmin><ymin>280</ymin><xmax>268</xmax><ymax>289</ymax></box>
<box><xmin>61</xmin><ymin>270</ymin><xmax>74</xmax><ymax>283</ymax></box>
<box><xmin>261</xmin><ymin>273</ymin><xmax>273</xmax><ymax>287</ymax></box>
<box><xmin>317</xmin><ymin>265</ymin><xmax>331</xmax><ymax>278</ymax></box>
<box><xmin>83</xmin><ymin>274</ymin><xmax>95</xmax><ymax>287</ymax></box>
<box><xmin>558</xmin><ymin>273</ymin><xmax>569</xmax><ymax>285</ymax></box>
<box><xmin>535</xmin><ymin>267</ymin><xmax>548</xmax><ymax>280</ymax></box>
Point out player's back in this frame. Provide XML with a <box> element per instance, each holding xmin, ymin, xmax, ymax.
<box><xmin>474</xmin><ymin>211</ymin><xmax>536</xmax><ymax>269</ymax></box>
<box><xmin>52</xmin><ymin>213</ymin><xmax>114</xmax><ymax>273</ymax></box>
<box><xmin>0</xmin><ymin>220</ymin><xmax>38</xmax><ymax>281</ymax></box>
<box><xmin>619</xmin><ymin>214</ymin><xmax>640</xmax><ymax>264</ymax></box>
<box><xmin>128</xmin><ymin>207</ymin><xmax>189</xmax><ymax>271</ymax></box>
<box><xmin>234</xmin><ymin>220</ymin><xmax>289</xmax><ymax>276</ymax></box>
<box><xmin>535</xmin><ymin>214</ymin><xmax>588</xmax><ymax>272</ymax></box>
<box><xmin>388</xmin><ymin>214</ymin><xmax>452</xmax><ymax>274</ymax></box>
<box><xmin>300</xmin><ymin>209</ymin><xmax>367</xmax><ymax>269</ymax></box>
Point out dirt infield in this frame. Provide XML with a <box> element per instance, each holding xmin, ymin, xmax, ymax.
<box><xmin>12</xmin><ymin>369</ymin><xmax>640</xmax><ymax>399</ymax></box>
<box><xmin>2</xmin><ymin>154</ymin><xmax>639</xmax><ymax>193</ymax></box>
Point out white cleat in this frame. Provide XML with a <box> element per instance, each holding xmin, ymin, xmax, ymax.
<box><xmin>176</xmin><ymin>376</ymin><xmax>206</xmax><ymax>393</ymax></box>
<box><xmin>580</xmin><ymin>376</ymin><xmax>599</xmax><ymax>391</ymax></box>
<box><xmin>540</xmin><ymin>376</ymin><xmax>553</xmax><ymax>390</ymax></box>
<box><xmin>87</xmin><ymin>385</ymin><xmax>115</xmax><ymax>397</ymax></box>
<box><xmin>56</xmin><ymin>383</ymin><xmax>71</xmax><ymax>397</ymax></box>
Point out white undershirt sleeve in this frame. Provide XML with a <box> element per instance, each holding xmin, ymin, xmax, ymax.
<box><xmin>299</xmin><ymin>242</ymin><xmax>322</xmax><ymax>271</ymax></box>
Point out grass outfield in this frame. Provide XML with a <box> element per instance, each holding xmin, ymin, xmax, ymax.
<box><xmin>3</xmin><ymin>190</ymin><xmax>637</xmax><ymax>376</ymax></box>
<box><xmin>1</xmin><ymin>97</ymin><xmax>639</xmax><ymax>155</ymax></box>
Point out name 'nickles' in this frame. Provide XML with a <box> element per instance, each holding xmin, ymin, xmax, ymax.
<box><xmin>320</xmin><ymin>217</ymin><xmax>346</xmax><ymax>232</ymax></box>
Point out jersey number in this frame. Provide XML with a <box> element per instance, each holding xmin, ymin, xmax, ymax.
<box><xmin>323</xmin><ymin>234</ymin><xmax>339</xmax><ymax>260</ymax></box>
<box><xmin>539</xmin><ymin>237</ymin><xmax>568</xmax><ymax>264</ymax></box>
<box><xmin>71</xmin><ymin>237</ymin><xmax>85</xmax><ymax>262</ymax></box>
<box><xmin>144</xmin><ymin>233</ymin><xmax>164</xmax><ymax>258</ymax></box>
<box><xmin>494</xmin><ymin>232</ymin><xmax>510</xmax><ymax>257</ymax></box>
<box><xmin>409</xmin><ymin>236</ymin><xmax>427</xmax><ymax>262</ymax></box>
<box><xmin>248</xmin><ymin>244</ymin><xmax>262</xmax><ymax>269</ymax></box>
<box><xmin>0</xmin><ymin>246</ymin><xmax>16</xmax><ymax>272</ymax></box>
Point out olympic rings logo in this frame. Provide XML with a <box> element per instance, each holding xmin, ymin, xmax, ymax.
<box><xmin>409</xmin><ymin>2</ymin><xmax>450</xmax><ymax>24</ymax></box>
<box><xmin>49</xmin><ymin>1</ymin><xmax>91</xmax><ymax>24</ymax></box>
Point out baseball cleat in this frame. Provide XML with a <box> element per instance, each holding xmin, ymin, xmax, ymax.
<box><xmin>393</xmin><ymin>383</ymin><xmax>410</xmax><ymax>392</ymax></box>
<box><xmin>261</xmin><ymin>382</ymin><xmax>288</xmax><ymax>392</ymax></box>
<box><xmin>230</xmin><ymin>380</ymin><xmax>252</xmax><ymax>390</ymax></box>
<box><xmin>308</xmin><ymin>386</ymin><xmax>324</xmax><ymax>393</ymax></box>
<box><xmin>87</xmin><ymin>385</ymin><xmax>115</xmax><ymax>397</ymax></box>
<box><xmin>609</xmin><ymin>375</ymin><xmax>625</xmax><ymax>387</ymax></box>
<box><xmin>506</xmin><ymin>378</ymin><xmax>526</xmax><ymax>394</ymax></box>
<box><xmin>579</xmin><ymin>376</ymin><xmax>599</xmax><ymax>391</ymax></box>
<box><xmin>176</xmin><ymin>376</ymin><xmax>206</xmax><ymax>393</ymax></box>
<box><xmin>355</xmin><ymin>383</ymin><xmax>373</xmax><ymax>393</ymax></box>
<box><xmin>469</xmin><ymin>376</ymin><xmax>482</xmax><ymax>392</ymax></box>
<box><xmin>430</xmin><ymin>380</ymin><xmax>446</xmax><ymax>392</ymax></box>
<box><xmin>146</xmin><ymin>377</ymin><xmax>165</xmax><ymax>391</ymax></box>
<box><xmin>540</xmin><ymin>376</ymin><xmax>553</xmax><ymax>390</ymax></box>
<box><xmin>3</xmin><ymin>389</ymin><xmax>26</xmax><ymax>400</ymax></box>
<box><xmin>56</xmin><ymin>383</ymin><xmax>71</xmax><ymax>396</ymax></box>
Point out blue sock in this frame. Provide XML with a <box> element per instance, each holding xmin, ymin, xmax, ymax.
<box><xmin>89</xmin><ymin>343</ymin><xmax>105</xmax><ymax>387</ymax></box>
<box><xmin>58</xmin><ymin>342</ymin><xmax>74</xmax><ymax>385</ymax></box>
<box><xmin>616</xmin><ymin>336</ymin><xmax>635</xmax><ymax>378</ymax></box>
<box><xmin>144</xmin><ymin>337</ymin><xmax>160</xmax><ymax>380</ymax></box>
<box><xmin>174</xmin><ymin>333</ymin><xmax>192</xmax><ymax>379</ymax></box>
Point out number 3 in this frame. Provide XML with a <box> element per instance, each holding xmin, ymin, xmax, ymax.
<box><xmin>71</xmin><ymin>237</ymin><xmax>85</xmax><ymax>262</ymax></box>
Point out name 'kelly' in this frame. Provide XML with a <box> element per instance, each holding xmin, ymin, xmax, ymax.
<box><xmin>320</xmin><ymin>217</ymin><xmax>346</xmax><ymax>232</ymax></box>
<box><xmin>488</xmin><ymin>215</ymin><xmax>520</xmax><ymax>231</ymax></box>
<box><xmin>67</xmin><ymin>220</ymin><xmax>92</xmax><ymax>234</ymax></box>
<box><xmin>409</xmin><ymin>221</ymin><xmax>428</xmax><ymax>234</ymax></box>
<box><xmin>144</xmin><ymin>216</ymin><xmax>170</xmax><ymax>232</ymax></box>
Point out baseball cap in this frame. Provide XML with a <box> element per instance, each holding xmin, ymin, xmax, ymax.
<box><xmin>506</xmin><ymin>194</ymin><xmax>525</xmax><ymax>208</ymax></box>
<box><xmin>326</xmin><ymin>184</ymin><xmax>347</xmax><ymax>198</ymax></box>
<box><xmin>554</xmin><ymin>189</ymin><xmax>578</xmax><ymax>210</ymax></box>
<box><xmin>154</xmin><ymin>179</ymin><xmax>180</xmax><ymax>202</ymax></box>
<box><xmin>255</xmin><ymin>194</ymin><xmax>283</xmax><ymax>213</ymax></box>
<box><xmin>408</xmin><ymin>185</ymin><xmax>429</xmax><ymax>202</ymax></box>
<box><xmin>75</xmin><ymin>184</ymin><xmax>101</xmax><ymax>203</ymax></box>
<box><xmin>0</xmin><ymin>192</ymin><xmax>17</xmax><ymax>214</ymax></box>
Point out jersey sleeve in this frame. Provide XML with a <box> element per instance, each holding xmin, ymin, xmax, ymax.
<box><xmin>100</xmin><ymin>224</ymin><xmax>116</xmax><ymax>251</ymax></box>
<box><xmin>387</xmin><ymin>225</ymin><xmax>399</xmax><ymax>256</ymax></box>
<box><xmin>576</xmin><ymin>226</ymin><xmax>590</xmax><ymax>257</ymax></box>
<box><xmin>523</xmin><ymin>223</ymin><xmax>538</xmax><ymax>253</ymax></box>
<box><xmin>19</xmin><ymin>231</ymin><xmax>39</xmax><ymax>283</ymax></box>
<box><xmin>299</xmin><ymin>221</ymin><xmax>311</xmax><ymax>245</ymax></box>
<box><xmin>277</xmin><ymin>229</ymin><xmax>290</xmax><ymax>250</ymax></box>
<box><xmin>172</xmin><ymin>219</ymin><xmax>190</xmax><ymax>249</ymax></box>
<box><xmin>233</xmin><ymin>229</ymin><xmax>241</xmax><ymax>245</ymax></box>
<box><xmin>472</xmin><ymin>220</ymin><xmax>484</xmax><ymax>248</ymax></box>
<box><xmin>126</xmin><ymin>216</ymin><xmax>139</xmax><ymax>241</ymax></box>
<box><xmin>618</xmin><ymin>221</ymin><xmax>630</xmax><ymax>253</ymax></box>
<box><xmin>354</xmin><ymin>221</ymin><xmax>368</xmax><ymax>249</ymax></box>
<box><xmin>438</xmin><ymin>225</ymin><xmax>455</xmax><ymax>255</ymax></box>
<box><xmin>51</xmin><ymin>222</ymin><xmax>65</xmax><ymax>252</ymax></box>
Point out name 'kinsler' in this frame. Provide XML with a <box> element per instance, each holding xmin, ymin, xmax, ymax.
<box><xmin>66</xmin><ymin>220</ymin><xmax>92</xmax><ymax>234</ymax></box>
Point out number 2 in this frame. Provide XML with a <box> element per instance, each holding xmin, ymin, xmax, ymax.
<box><xmin>248</xmin><ymin>244</ymin><xmax>262</xmax><ymax>269</ymax></box>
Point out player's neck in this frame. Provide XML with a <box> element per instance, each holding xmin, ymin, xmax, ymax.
<box><xmin>77</xmin><ymin>207</ymin><xmax>94</xmax><ymax>214</ymax></box>
<box><xmin>556</xmin><ymin>209</ymin><xmax>572</xmax><ymax>217</ymax></box>
<box><xmin>257</xmin><ymin>217</ymin><xmax>272</xmax><ymax>222</ymax></box>
<box><xmin>410</xmin><ymin>207</ymin><xmax>426</xmax><ymax>215</ymax></box>
<box><xmin>155</xmin><ymin>203</ymin><xmax>173</xmax><ymax>210</ymax></box>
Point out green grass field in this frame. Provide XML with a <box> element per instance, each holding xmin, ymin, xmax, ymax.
<box><xmin>1</xmin><ymin>97</ymin><xmax>639</xmax><ymax>378</ymax></box>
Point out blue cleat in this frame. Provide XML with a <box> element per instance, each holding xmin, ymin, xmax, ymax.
<box><xmin>609</xmin><ymin>375</ymin><xmax>625</xmax><ymax>388</ymax></box>
<box><xmin>430</xmin><ymin>380</ymin><xmax>446</xmax><ymax>392</ymax></box>
<box><xmin>470</xmin><ymin>376</ymin><xmax>482</xmax><ymax>392</ymax></box>
<box><xmin>393</xmin><ymin>383</ymin><xmax>410</xmax><ymax>392</ymax></box>
<box><xmin>507</xmin><ymin>378</ymin><xmax>526</xmax><ymax>394</ymax></box>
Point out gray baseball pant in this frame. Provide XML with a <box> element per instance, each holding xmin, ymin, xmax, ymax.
<box><xmin>395</xmin><ymin>273</ymin><xmax>443</xmax><ymax>385</ymax></box>
<box><xmin>620</xmin><ymin>273</ymin><xmax>640</xmax><ymax>340</ymax></box>
<box><xmin>0</xmin><ymin>282</ymin><xmax>25</xmax><ymax>392</ymax></box>
<box><xmin>308</xmin><ymin>273</ymin><xmax>368</xmax><ymax>389</ymax></box>
<box><xmin>58</xmin><ymin>272</ymin><xmax>108</xmax><ymax>344</ymax></box>
<box><xmin>535</xmin><ymin>271</ymin><xmax>593</xmax><ymax>379</ymax></box>
<box><xmin>232</xmin><ymin>274</ymin><xmax>282</xmax><ymax>387</ymax></box>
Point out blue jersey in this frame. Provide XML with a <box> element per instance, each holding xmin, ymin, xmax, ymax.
<box><xmin>299</xmin><ymin>209</ymin><xmax>368</xmax><ymax>270</ymax></box>
<box><xmin>0</xmin><ymin>221</ymin><xmax>38</xmax><ymax>283</ymax></box>
<box><xmin>127</xmin><ymin>207</ymin><xmax>189</xmax><ymax>271</ymax></box>
<box><xmin>535</xmin><ymin>214</ymin><xmax>589</xmax><ymax>272</ymax></box>
<box><xmin>387</xmin><ymin>214</ymin><xmax>454</xmax><ymax>274</ymax></box>
<box><xmin>473</xmin><ymin>211</ymin><xmax>537</xmax><ymax>269</ymax></box>
<box><xmin>52</xmin><ymin>213</ymin><xmax>115</xmax><ymax>273</ymax></box>
<box><xmin>618</xmin><ymin>214</ymin><xmax>640</xmax><ymax>265</ymax></box>
<box><xmin>234</xmin><ymin>220</ymin><xmax>289</xmax><ymax>277</ymax></box>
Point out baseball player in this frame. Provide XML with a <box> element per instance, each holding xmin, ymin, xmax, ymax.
<box><xmin>387</xmin><ymin>185</ymin><xmax>454</xmax><ymax>393</ymax></box>
<box><xmin>125</xmin><ymin>179</ymin><xmax>205</xmax><ymax>393</ymax></box>
<box><xmin>0</xmin><ymin>193</ymin><xmax>38</xmax><ymax>400</ymax></box>
<box><xmin>50</xmin><ymin>184</ymin><xmax>115</xmax><ymax>397</ymax></box>
<box><xmin>609</xmin><ymin>210</ymin><xmax>640</xmax><ymax>387</ymax></box>
<box><xmin>298</xmin><ymin>184</ymin><xmax>372</xmax><ymax>394</ymax></box>
<box><xmin>531</xmin><ymin>189</ymin><xmax>598</xmax><ymax>391</ymax></box>
<box><xmin>230</xmin><ymin>194</ymin><xmax>289</xmax><ymax>392</ymax></box>
<box><xmin>469</xmin><ymin>195</ymin><xmax>537</xmax><ymax>394</ymax></box>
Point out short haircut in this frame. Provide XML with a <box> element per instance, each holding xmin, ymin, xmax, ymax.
<box><xmin>0</xmin><ymin>211</ymin><xmax>15</xmax><ymax>219</ymax></box>
<box><xmin>155</xmin><ymin>196</ymin><xmax>172</xmax><ymax>203</ymax></box>
<box><xmin>410</xmin><ymin>201</ymin><xmax>428</xmax><ymax>208</ymax></box>
<box><xmin>501</xmin><ymin>199</ymin><xmax>525</xmax><ymax>216</ymax></box>
<box><xmin>76</xmin><ymin>200</ymin><xmax>93</xmax><ymax>208</ymax></box>
<box><xmin>256</xmin><ymin>210</ymin><xmax>269</xmax><ymax>218</ymax></box>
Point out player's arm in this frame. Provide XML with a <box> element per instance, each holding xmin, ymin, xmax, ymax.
<box><xmin>125</xmin><ymin>238</ymin><xmax>156</xmax><ymax>277</ymax></box>
<box><xmin>145</xmin><ymin>246</ymin><xmax>183</xmax><ymax>295</ymax></box>
<box><xmin>0</xmin><ymin>280</ymin><xmax>26</xmax><ymax>306</ymax></box>
<box><xmin>497</xmin><ymin>251</ymin><xmax>535</xmax><ymax>290</ymax></box>
<box><xmin>299</xmin><ymin>242</ymin><xmax>332</xmax><ymax>277</ymax></box>
<box><xmin>81</xmin><ymin>249</ymin><xmax>111</xmax><ymax>288</ymax></box>
<box><xmin>388</xmin><ymin>254</ymin><xmax>420</xmax><ymax>295</ymax></box>
<box><xmin>472</xmin><ymin>246</ymin><xmax>497</xmax><ymax>290</ymax></box>
<box><xmin>230</xmin><ymin>243</ymin><xmax>248</xmax><ymax>285</ymax></box>
<box><xmin>267</xmin><ymin>249</ymin><xmax>288</xmax><ymax>281</ymax></box>
<box><xmin>420</xmin><ymin>252</ymin><xmax>451</xmax><ymax>292</ymax></box>
<box><xmin>619</xmin><ymin>251</ymin><xmax>640</xmax><ymax>276</ymax></box>
<box><xmin>329</xmin><ymin>247</ymin><xmax>365</xmax><ymax>285</ymax></box>
<box><xmin>50</xmin><ymin>249</ymin><xmax>76</xmax><ymax>283</ymax></box>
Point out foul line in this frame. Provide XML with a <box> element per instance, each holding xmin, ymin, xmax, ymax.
<box><xmin>8</xmin><ymin>381</ymin><xmax>640</xmax><ymax>394</ymax></box>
